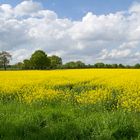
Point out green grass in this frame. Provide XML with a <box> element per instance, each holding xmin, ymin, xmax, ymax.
<box><xmin>0</xmin><ymin>101</ymin><xmax>140</xmax><ymax>140</ymax></box>
<box><xmin>0</xmin><ymin>82</ymin><xmax>139</xmax><ymax>140</ymax></box>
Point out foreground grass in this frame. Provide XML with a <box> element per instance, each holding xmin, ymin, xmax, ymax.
<box><xmin>0</xmin><ymin>101</ymin><xmax>140</xmax><ymax>140</ymax></box>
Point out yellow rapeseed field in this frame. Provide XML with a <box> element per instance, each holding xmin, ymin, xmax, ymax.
<box><xmin>0</xmin><ymin>69</ymin><xmax>140</xmax><ymax>111</ymax></box>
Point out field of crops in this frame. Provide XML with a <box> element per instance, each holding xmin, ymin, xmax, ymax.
<box><xmin>1</xmin><ymin>69</ymin><xmax>140</xmax><ymax>140</ymax></box>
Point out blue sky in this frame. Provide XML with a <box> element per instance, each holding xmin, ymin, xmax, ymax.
<box><xmin>1</xmin><ymin>0</ymin><xmax>140</xmax><ymax>64</ymax></box>
<box><xmin>0</xmin><ymin>0</ymin><xmax>137</xmax><ymax>19</ymax></box>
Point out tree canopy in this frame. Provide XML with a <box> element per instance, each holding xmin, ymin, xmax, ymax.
<box><xmin>48</xmin><ymin>55</ymin><xmax>62</xmax><ymax>69</ymax></box>
<box><xmin>0</xmin><ymin>51</ymin><xmax>12</xmax><ymax>70</ymax></box>
<box><xmin>30</xmin><ymin>50</ymin><xmax>50</xmax><ymax>69</ymax></box>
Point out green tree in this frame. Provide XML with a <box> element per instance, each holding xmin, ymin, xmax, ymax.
<box><xmin>111</xmin><ymin>64</ymin><xmax>118</xmax><ymax>68</ymax></box>
<box><xmin>30</xmin><ymin>50</ymin><xmax>50</xmax><ymax>69</ymax></box>
<box><xmin>64</xmin><ymin>61</ymin><xmax>85</xmax><ymax>69</ymax></box>
<box><xmin>13</xmin><ymin>62</ymin><xmax>24</xmax><ymax>70</ymax></box>
<box><xmin>23</xmin><ymin>59</ymin><xmax>31</xmax><ymax>69</ymax></box>
<box><xmin>0</xmin><ymin>51</ymin><xmax>12</xmax><ymax>70</ymax></box>
<box><xmin>134</xmin><ymin>63</ymin><xmax>140</xmax><ymax>69</ymax></box>
<box><xmin>94</xmin><ymin>63</ymin><xmax>105</xmax><ymax>68</ymax></box>
<box><xmin>118</xmin><ymin>64</ymin><xmax>125</xmax><ymax>68</ymax></box>
<box><xmin>48</xmin><ymin>55</ymin><xmax>62</xmax><ymax>69</ymax></box>
<box><xmin>75</xmin><ymin>61</ymin><xmax>85</xmax><ymax>68</ymax></box>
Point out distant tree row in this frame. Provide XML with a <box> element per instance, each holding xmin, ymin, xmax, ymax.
<box><xmin>1</xmin><ymin>50</ymin><xmax>140</xmax><ymax>70</ymax></box>
<box><xmin>13</xmin><ymin>50</ymin><xmax>62</xmax><ymax>70</ymax></box>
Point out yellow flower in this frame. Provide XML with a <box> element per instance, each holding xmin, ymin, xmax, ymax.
<box><xmin>0</xmin><ymin>69</ymin><xmax>140</xmax><ymax>111</ymax></box>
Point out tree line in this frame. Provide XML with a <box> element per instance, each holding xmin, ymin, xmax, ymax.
<box><xmin>1</xmin><ymin>50</ymin><xmax>140</xmax><ymax>70</ymax></box>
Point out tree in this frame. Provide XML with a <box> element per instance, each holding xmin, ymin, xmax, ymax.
<box><xmin>126</xmin><ymin>65</ymin><xmax>132</xmax><ymax>69</ymax></box>
<box><xmin>64</xmin><ymin>61</ymin><xmax>85</xmax><ymax>69</ymax></box>
<box><xmin>111</xmin><ymin>64</ymin><xmax>118</xmax><ymax>68</ymax></box>
<box><xmin>48</xmin><ymin>55</ymin><xmax>62</xmax><ymax>69</ymax></box>
<box><xmin>134</xmin><ymin>63</ymin><xmax>140</xmax><ymax>69</ymax></box>
<box><xmin>23</xmin><ymin>59</ymin><xmax>31</xmax><ymax>69</ymax></box>
<box><xmin>118</xmin><ymin>64</ymin><xmax>125</xmax><ymax>68</ymax></box>
<box><xmin>30</xmin><ymin>50</ymin><xmax>50</xmax><ymax>69</ymax></box>
<box><xmin>105</xmin><ymin>64</ymin><xmax>112</xmax><ymax>68</ymax></box>
<box><xmin>94</xmin><ymin>63</ymin><xmax>105</xmax><ymax>68</ymax></box>
<box><xmin>75</xmin><ymin>61</ymin><xmax>85</xmax><ymax>68</ymax></box>
<box><xmin>63</xmin><ymin>62</ymin><xmax>76</xmax><ymax>69</ymax></box>
<box><xmin>0</xmin><ymin>51</ymin><xmax>12</xmax><ymax>70</ymax></box>
<box><xmin>13</xmin><ymin>62</ymin><xmax>23</xmax><ymax>70</ymax></box>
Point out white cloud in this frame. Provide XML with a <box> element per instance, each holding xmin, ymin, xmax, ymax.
<box><xmin>129</xmin><ymin>2</ymin><xmax>140</xmax><ymax>13</ymax></box>
<box><xmin>0</xmin><ymin>4</ymin><xmax>13</xmax><ymax>19</ymax></box>
<box><xmin>0</xmin><ymin>1</ymin><xmax>140</xmax><ymax>64</ymax></box>
<box><xmin>14</xmin><ymin>0</ymin><xmax>42</xmax><ymax>17</ymax></box>
<box><xmin>119</xmin><ymin>41</ymin><xmax>139</xmax><ymax>49</ymax></box>
<box><xmin>69</xmin><ymin>12</ymin><xmax>127</xmax><ymax>42</ymax></box>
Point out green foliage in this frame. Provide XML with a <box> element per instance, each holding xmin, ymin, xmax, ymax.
<box><xmin>118</xmin><ymin>64</ymin><xmax>125</xmax><ymax>68</ymax></box>
<box><xmin>134</xmin><ymin>63</ymin><xmax>140</xmax><ymax>68</ymax></box>
<box><xmin>0</xmin><ymin>101</ymin><xmax>140</xmax><ymax>140</ymax></box>
<box><xmin>48</xmin><ymin>55</ymin><xmax>62</xmax><ymax>69</ymax></box>
<box><xmin>94</xmin><ymin>63</ymin><xmax>105</xmax><ymax>68</ymax></box>
<box><xmin>30</xmin><ymin>50</ymin><xmax>50</xmax><ymax>69</ymax></box>
<box><xmin>0</xmin><ymin>51</ymin><xmax>12</xmax><ymax>70</ymax></box>
<box><xmin>23</xmin><ymin>59</ymin><xmax>31</xmax><ymax>69</ymax></box>
<box><xmin>111</xmin><ymin>64</ymin><xmax>118</xmax><ymax>68</ymax></box>
<box><xmin>15</xmin><ymin>62</ymin><xmax>23</xmax><ymax>69</ymax></box>
<box><xmin>112</xmin><ymin>125</ymin><xmax>138</xmax><ymax>140</ymax></box>
<box><xmin>64</xmin><ymin>61</ymin><xmax>85</xmax><ymax>69</ymax></box>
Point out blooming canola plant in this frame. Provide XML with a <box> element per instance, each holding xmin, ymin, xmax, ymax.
<box><xmin>0</xmin><ymin>69</ymin><xmax>140</xmax><ymax>111</ymax></box>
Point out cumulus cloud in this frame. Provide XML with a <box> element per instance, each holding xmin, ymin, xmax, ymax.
<box><xmin>14</xmin><ymin>0</ymin><xmax>43</xmax><ymax>17</ymax></box>
<box><xmin>0</xmin><ymin>0</ymin><xmax>140</xmax><ymax>64</ymax></box>
<box><xmin>129</xmin><ymin>2</ymin><xmax>140</xmax><ymax>13</ymax></box>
